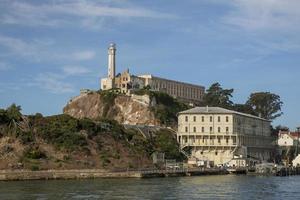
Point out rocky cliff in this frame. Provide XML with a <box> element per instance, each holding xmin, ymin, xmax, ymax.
<box><xmin>63</xmin><ymin>91</ymin><xmax>160</xmax><ymax>126</ymax></box>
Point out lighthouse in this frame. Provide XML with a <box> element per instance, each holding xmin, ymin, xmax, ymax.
<box><xmin>108</xmin><ymin>43</ymin><xmax>116</xmax><ymax>79</ymax></box>
<box><xmin>106</xmin><ymin>43</ymin><xmax>116</xmax><ymax>89</ymax></box>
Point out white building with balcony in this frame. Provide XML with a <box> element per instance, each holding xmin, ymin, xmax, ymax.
<box><xmin>177</xmin><ymin>107</ymin><xmax>274</xmax><ymax>166</ymax></box>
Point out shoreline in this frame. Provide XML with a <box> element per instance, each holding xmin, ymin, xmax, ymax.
<box><xmin>0</xmin><ymin>168</ymin><xmax>228</xmax><ymax>181</ymax></box>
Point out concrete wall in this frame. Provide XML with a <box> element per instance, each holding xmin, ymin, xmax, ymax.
<box><xmin>0</xmin><ymin>169</ymin><xmax>142</xmax><ymax>181</ymax></box>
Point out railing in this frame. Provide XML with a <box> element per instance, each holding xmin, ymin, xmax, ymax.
<box><xmin>111</xmin><ymin>168</ymin><xmax>223</xmax><ymax>174</ymax></box>
<box><xmin>180</xmin><ymin>143</ymin><xmax>238</xmax><ymax>147</ymax></box>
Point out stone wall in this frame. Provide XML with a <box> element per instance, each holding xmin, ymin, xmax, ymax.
<box><xmin>0</xmin><ymin>169</ymin><xmax>142</xmax><ymax>181</ymax></box>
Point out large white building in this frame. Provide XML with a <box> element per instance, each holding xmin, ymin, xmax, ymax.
<box><xmin>177</xmin><ymin>107</ymin><xmax>274</xmax><ymax>166</ymax></box>
<box><xmin>100</xmin><ymin>43</ymin><xmax>205</xmax><ymax>104</ymax></box>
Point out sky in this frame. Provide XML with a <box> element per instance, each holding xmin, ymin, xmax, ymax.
<box><xmin>0</xmin><ymin>0</ymin><xmax>299</xmax><ymax>129</ymax></box>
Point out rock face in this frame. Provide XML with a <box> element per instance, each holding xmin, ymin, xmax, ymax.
<box><xmin>63</xmin><ymin>92</ymin><xmax>160</xmax><ymax>126</ymax></box>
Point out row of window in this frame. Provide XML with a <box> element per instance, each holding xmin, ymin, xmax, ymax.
<box><xmin>151</xmin><ymin>81</ymin><xmax>203</xmax><ymax>99</ymax></box>
<box><xmin>185</xmin><ymin>116</ymin><xmax>229</xmax><ymax>123</ymax></box>
<box><xmin>185</xmin><ymin>126</ymin><xmax>230</xmax><ymax>133</ymax></box>
<box><xmin>182</xmin><ymin>137</ymin><xmax>236</xmax><ymax>145</ymax></box>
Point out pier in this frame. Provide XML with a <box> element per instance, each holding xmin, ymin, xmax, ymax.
<box><xmin>0</xmin><ymin>168</ymin><xmax>229</xmax><ymax>181</ymax></box>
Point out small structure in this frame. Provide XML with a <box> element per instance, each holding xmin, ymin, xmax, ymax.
<box><xmin>165</xmin><ymin>159</ymin><xmax>183</xmax><ymax>169</ymax></box>
<box><xmin>152</xmin><ymin>152</ymin><xmax>165</xmax><ymax>165</ymax></box>
<box><xmin>80</xmin><ymin>89</ymin><xmax>93</xmax><ymax>94</ymax></box>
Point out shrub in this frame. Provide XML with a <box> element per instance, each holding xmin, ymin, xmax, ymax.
<box><xmin>30</xmin><ymin>165</ymin><xmax>40</xmax><ymax>171</ymax></box>
<box><xmin>154</xmin><ymin>129</ymin><xmax>184</xmax><ymax>161</ymax></box>
<box><xmin>17</xmin><ymin>131</ymin><xmax>34</xmax><ymax>144</ymax></box>
<box><xmin>52</xmin><ymin>132</ymin><xmax>88</xmax><ymax>150</ymax></box>
<box><xmin>0</xmin><ymin>109</ymin><xmax>8</xmax><ymax>124</ymax></box>
<box><xmin>132</xmin><ymin>90</ymin><xmax>189</xmax><ymax>126</ymax></box>
<box><xmin>32</xmin><ymin>114</ymin><xmax>88</xmax><ymax>150</ymax></box>
<box><xmin>24</xmin><ymin>147</ymin><xmax>47</xmax><ymax>159</ymax></box>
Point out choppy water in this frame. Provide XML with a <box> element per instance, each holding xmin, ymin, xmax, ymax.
<box><xmin>0</xmin><ymin>175</ymin><xmax>300</xmax><ymax>200</ymax></box>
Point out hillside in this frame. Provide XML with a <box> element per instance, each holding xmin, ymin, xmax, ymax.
<box><xmin>0</xmin><ymin>106</ymin><xmax>183</xmax><ymax>171</ymax></box>
<box><xmin>63</xmin><ymin>89</ymin><xmax>189</xmax><ymax>128</ymax></box>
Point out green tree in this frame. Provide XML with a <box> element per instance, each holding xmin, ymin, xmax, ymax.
<box><xmin>246</xmin><ymin>92</ymin><xmax>283</xmax><ymax>120</ymax></box>
<box><xmin>202</xmin><ymin>82</ymin><xmax>234</xmax><ymax>109</ymax></box>
<box><xmin>6</xmin><ymin>103</ymin><xmax>22</xmax><ymax>122</ymax></box>
<box><xmin>233</xmin><ymin>104</ymin><xmax>256</xmax><ymax>115</ymax></box>
<box><xmin>5</xmin><ymin>104</ymin><xmax>22</xmax><ymax>135</ymax></box>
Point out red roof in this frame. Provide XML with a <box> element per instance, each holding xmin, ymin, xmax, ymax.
<box><xmin>279</xmin><ymin>131</ymin><xmax>300</xmax><ymax>139</ymax></box>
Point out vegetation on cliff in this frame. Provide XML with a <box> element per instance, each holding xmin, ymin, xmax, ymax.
<box><xmin>0</xmin><ymin>104</ymin><xmax>183</xmax><ymax>171</ymax></box>
<box><xmin>133</xmin><ymin>87</ymin><xmax>190</xmax><ymax>126</ymax></box>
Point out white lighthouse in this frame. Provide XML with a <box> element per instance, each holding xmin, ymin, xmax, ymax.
<box><xmin>108</xmin><ymin>43</ymin><xmax>116</xmax><ymax>79</ymax></box>
<box><xmin>101</xmin><ymin>43</ymin><xmax>116</xmax><ymax>90</ymax></box>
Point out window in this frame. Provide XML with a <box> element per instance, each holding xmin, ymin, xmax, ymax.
<box><xmin>202</xmin><ymin>127</ymin><xmax>205</xmax><ymax>133</ymax></box>
<box><xmin>226</xmin><ymin>116</ymin><xmax>229</xmax><ymax>122</ymax></box>
<box><xmin>226</xmin><ymin>138</ymin><xmax>229</xmax><ymax>144</ymax></box>
<box><xmin>210</xmin><ymin>116</ymin><xmax>213</xmax><ymax>122</ymax></box>
<box><xmin>185</xmin><ymin>127</ymin><xmax>188</xmax><ymax>132</ymax></box>
<box><xmin>218</xmin><ymin>137</ymin><xmax>221</xmax><ymax>144</ymax></box>
<box><xmin>185</xmin><ymin>116</ymin><xmax>188</xmax><ymax>122</ymax></box>
<box><xmin>210</xmin><ymin>127</ymin><xmax>213</xmax><ymax>133</ymax></box>
<box><xmin>215</xmin><ymin>152</ymin><xmax>218</xmax><ymax>155</ymax></box>
<box><xmin>226</xmin><ymin>127</ymin><xmax>229</xmax><ymax>133</ymax></box>
<box><xmin>193</xmin><ymin>127</ymin><xmax>196</xmax><ymax>133</ymax></box>
<box><xmin>202</xmin><ymin>116</ymin><xmax>205</xmax><ymax>122</ymax></box>
<box><xmin>193</xmin><ymin>116</ymin><xmax>196</xmax><ymax>122</ymax></box>
<box><xmin>233</xmin><ymin>137</ymin><xmax>236</xmax><ymax>144</ymax></box>
<box><xmin>218</xmin><ymin>116</ymin><xmax>221</xmax><ymax>122</ymax></box>
<box><xmin>218</xmin><ymin>127</ymin><xmax>221</xmax><ymax>133</ymax></box>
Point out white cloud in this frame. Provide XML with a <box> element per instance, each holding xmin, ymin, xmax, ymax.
<box><xmin>0</xmin><ymin>1</ymin><xmax>176</xmax><ymax>29</ymax></box>
<box><xmin>63</xmin><ymin>65</ymin><xmax>90</xmax><ymax>76</ymax></box>
<box><xmin>223</xmin><ymin>0</ymin><xmax>300</xmax><ymax>32</ymax></box>
<box><xmin>0</xmin><ymin>35</ymin><xmax>37</xmax><ymax>57</ymax></box>
<box><xmin>0</xmin><ymin>34</ymin><xmax>97</xmax><ymax>62</ymax></box>
<box><xmin>72</xmin><ymin>51</ymin><xmax>96</xmax><ymax>61</ymax></box>
<box><xmin>34</xmin><ymin>73</ymin><xmax>75</xmax><ymax>94</ymax></box>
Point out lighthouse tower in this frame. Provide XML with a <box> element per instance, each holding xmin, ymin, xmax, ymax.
<box><xmin>106</xmin><ymin>43</ymin><xmax>116</xmax><ymax>89</ymax></box>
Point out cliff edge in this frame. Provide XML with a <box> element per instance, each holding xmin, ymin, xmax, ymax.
<box><xmin>63</xmin><ymin>91</ymin><xmax>160</xmax><ymax>126</ymax></box>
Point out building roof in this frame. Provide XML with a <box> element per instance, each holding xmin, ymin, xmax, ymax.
<box><xmin>178</xmin><ymin>106</ymin><xmax>270</xmax><ymax>121</ymax></box>
<box><xmin>279</xmin><ymin>131</ymin><xmax>300</xmax><ymax>139</ymax></box>
<box><xmin>138</xmin><ymin>74</ymin><xmax>205</xmax><ymax>89</ymax></box>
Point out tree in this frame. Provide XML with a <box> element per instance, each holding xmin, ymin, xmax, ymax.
<box><xmin>233</xmin><ymin>104</ymin><xmax>256</xmax><ymax>115</ymax></box>
<box><xmin>6</xmin><ymin>103</ymin><xmax>22</xmax><ymax>122</ymax></box>
<box><xmin>5</xmin><ymin>104</ymin><xmax>22</xmax><ymax>136</ymax></box>
<box><xmin>246</xmin><ymin>92</ymin><xmax>283</xmax><ymax>120</ymax></box>
<box><xmin>202</xmin><ymin>82</ymin><xmax>234</xmax><ymax>109</ymax></box>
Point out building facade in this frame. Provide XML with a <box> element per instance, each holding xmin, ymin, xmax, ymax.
<box><xmin>177</xmin><ymin>107</ymin><xmax>274</xmax><ymax>166</ymax></box>
<box><xmin>100</xmin><ymin>43</ymin><xmax>205</xmax><ymax>104</ymax></box>
<box><xmin>277</xmin><ymin>131</ymin><xmax>298</xmax><ymax>147</ymax></box>
<box><xmin>277</xmin><ymin>131</ymin><xmax>297</xmax><ymax>147</ymax></box>
<box><xmin>138</xmin><ymin>75</ymin><xmax>204</xmax><ymax>104</ymax></box>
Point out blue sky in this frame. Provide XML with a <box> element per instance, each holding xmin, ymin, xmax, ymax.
<box><xmin>0</xmin><ymin>0</ymin><xmax>299</xmax><ymax>129</ymax></box>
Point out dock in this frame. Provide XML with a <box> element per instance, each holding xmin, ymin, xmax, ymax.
<box><xmin>138</xmin><ymin>168</ymin><xmax>229</xmax><ymax>178</ymax></box>
<box><xmin>0</xmin><ymin>168</ymin><xmax>229</xmax><ymax>181</ymax></box>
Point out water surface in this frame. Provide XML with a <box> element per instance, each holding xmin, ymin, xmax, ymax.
<box><xmin>0</xmin><ymin>175</ymin><xmax>299</xmax><ymax>199</ymax></box>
